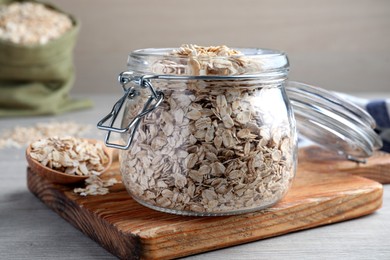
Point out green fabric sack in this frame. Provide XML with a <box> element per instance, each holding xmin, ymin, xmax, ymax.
<box><xmin>0</xmin><ymin>0</ymin><xmax>92</xmax><ymax>117</ymax></box>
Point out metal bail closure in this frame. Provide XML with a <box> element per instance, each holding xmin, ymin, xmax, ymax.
<box><xmin>97</xmin><ymin>73</ymin><xmax>164</xmax><ymax>150</ymax></box>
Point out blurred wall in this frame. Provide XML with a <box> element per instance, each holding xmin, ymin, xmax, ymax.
<box><xmin>50</xmin><ymin>0</ymin><xmax>390</xmax><ymax>94</ymax></box>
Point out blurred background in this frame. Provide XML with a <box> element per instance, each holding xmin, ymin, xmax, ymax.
<box><xmin>50</xmin><ymin>0</ymin><xmax>390</xmax><ymax>94</ymax></box>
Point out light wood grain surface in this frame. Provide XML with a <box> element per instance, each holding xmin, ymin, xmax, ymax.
<box><xmin>26</xmin><ymin>150</ymin><xmax>385</xmax><ymax>259</ymax></box>
<box><xmin>47</xmin><ymin>0</ymin><xmax>390</xmax><ymax>94</ymax></box>
<box><xmin>1</xmin><ymin>94</ymin><xmax>390</xmax><ymax>259</ymax></box>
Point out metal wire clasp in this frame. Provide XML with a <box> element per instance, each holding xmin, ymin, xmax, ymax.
<box><xmin>97</xmin><ymin>72</ymin><xmax>164</xmax><ymax>150</ymax></box>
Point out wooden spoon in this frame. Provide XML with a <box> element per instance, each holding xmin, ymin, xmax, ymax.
<box><xmin>25</xmin><ymin>139</ymin><xmax>112</xmax><ymax>185</ymax></box>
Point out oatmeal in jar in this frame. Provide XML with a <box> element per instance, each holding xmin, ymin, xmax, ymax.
<box><xmin>99</xmin><ymin>45</ymin><xmax>297</xmax><ymax>216</ymax></box>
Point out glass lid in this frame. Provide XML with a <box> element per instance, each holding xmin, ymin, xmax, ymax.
<box><xmin>286</xmin><ymin>81</ymin><xmax>382</xmax><ymax>160</ymax></box>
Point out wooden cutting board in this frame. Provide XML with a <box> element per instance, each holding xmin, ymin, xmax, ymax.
<box><xmin>27</xmin><ymin>147</ymin><xmax>390</xmax><ymax>260</ymax></box>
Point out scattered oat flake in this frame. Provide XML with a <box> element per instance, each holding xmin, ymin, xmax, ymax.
<box><xmin>74</xmin><ymin>176</ymin><xmax>120</xmax><ymax>196</ymax></box>
<box><xmin>0</xmin><ymin>122</ymin><xmax>91</xmax><ymax>149</ymax></box>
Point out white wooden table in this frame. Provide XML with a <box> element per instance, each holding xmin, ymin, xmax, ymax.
<box><xmin>1</xmin><ymin>94</ymin><xmax>389</xmax><ymax>260</ymax></box>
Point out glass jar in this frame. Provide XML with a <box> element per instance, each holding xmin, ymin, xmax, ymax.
<box><xmin>97</xmin><ymin>46</ymin><xmax>381</xmax><ymax>216</ymax></box>
<box><xmin>98</xmin><ymin>47</ymin><xmax>297</xmax><ymax>216</ymax></box>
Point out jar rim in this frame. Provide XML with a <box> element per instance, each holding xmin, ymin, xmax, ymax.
<box><xmin>127</xmin><ymin>47</ymin><xmax>289</xmax><ymax>77</ymax></box>
<box><xmin>130</xmin><ymin>47</ymin><xmax>286</xmax><ymax>57</ymax></box>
